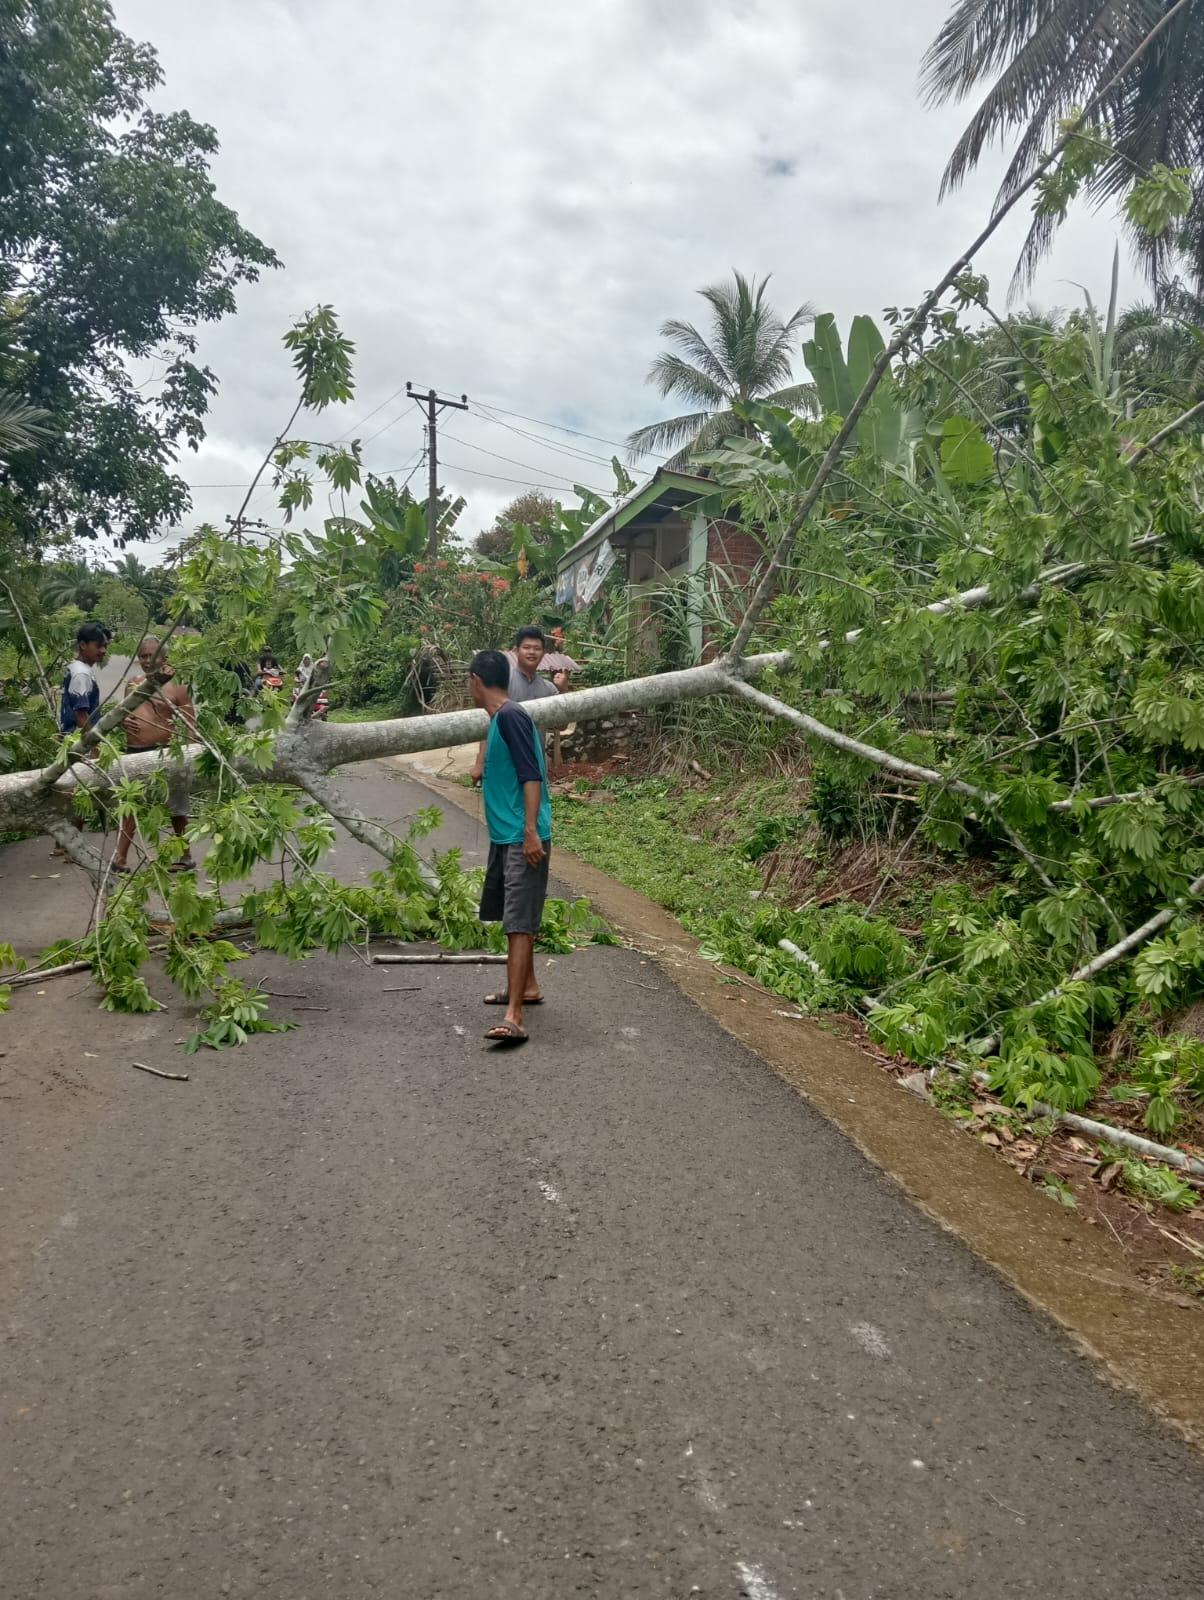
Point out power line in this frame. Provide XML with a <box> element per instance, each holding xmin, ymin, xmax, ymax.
<box><xmin>470</xmin><ymin>403</ymin><xmax>621</xmax><ymax>468</ymax></box>
<box><xmin>439</xmin><ymin>458</ymin><xmax>610</xmax><ymax>495</ymax></box>
<box><xmin>474</xmin><ymin>396</ymin><xmax>669</xmax><ymax>460</ymax></box>
<box><xmin>333</xmin><ymin>380</ymin><xmax>413</xmax><ymax>443</ymax></box>
<box><xmin>409</xmin><ymin>376</ymin><xmax>669</xmax><ymax>461</ymax></box>
<box><xmin>358</xmin><ymin>406</ymin><xmax>421</xmax><ymax>449</ymax></box>
<box><xmin>439</xmin><ymin>431</ymin><xmax>609</xmax><ymax>493</ymax></box>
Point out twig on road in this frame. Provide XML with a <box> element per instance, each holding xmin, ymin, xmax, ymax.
<box><xmin>372</xmin><ymin>952</ymin><xmax>507</xmax><ymax>965</ymax></box>
<box><xmin>131</xmin><ymin>1061</ymin><xmax>189</xmax><ymax>1082</ymax></box>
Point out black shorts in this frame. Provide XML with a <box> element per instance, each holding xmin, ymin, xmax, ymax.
<box><xmin>480</xmin><ymin>841</ymin><xmax>551</xmax><ymax>934</ymax></box>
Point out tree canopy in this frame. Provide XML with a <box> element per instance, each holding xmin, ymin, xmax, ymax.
<box><xmin>627</xmin><ymin>271</ymin><xmax>816</xmax><ymax>466</ymax></box>
<box><xmin>922</xmin><ymin>0</ymin><xmax>1204</xmax><ymax>290</ymax></box>
<box><xmin>473</xmin><ymin>492</ymin><xmax>561</xmax><ymax>560</ymax></box>
<box><xmin>0</xmin><ymin>0</ymin><xmax>278</xmax><ymax>553</ymax></box>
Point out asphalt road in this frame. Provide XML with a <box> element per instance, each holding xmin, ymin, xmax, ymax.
<box><xmin>2</xmin><ymin>762</ymin><xmax>1202</xmax><ymax>1598</ymax></box>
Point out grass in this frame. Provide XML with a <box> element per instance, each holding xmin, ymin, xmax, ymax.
<box><xmin>327</xmin><ymin>700</ymin><xmax>396</xmax><ymax>724</ymax></box>
<box><xmin>552</xmin><ymin>774</ymin><xmax>770</xmax><ymax>926</ymax></box>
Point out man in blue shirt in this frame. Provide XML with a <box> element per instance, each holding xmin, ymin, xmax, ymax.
<box><xmin>52</xmin><ymin>621</ymin><xmax>107</xmax><ymax>859</ymax></box>
<box><xmin>59</xmin><ymin>621</ymin><xmax>107</xmax><ymax>735</ymax></box>
<box><xmin>469</xmin><ymin>648</ymin><xmax>552</xmax><ymax>1046</ymax></box>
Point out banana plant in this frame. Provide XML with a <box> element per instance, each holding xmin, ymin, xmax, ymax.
<box><xmin>803</xmin><ymin>313</ymin><xmax>924</xmax><ymax>469</ymax></box>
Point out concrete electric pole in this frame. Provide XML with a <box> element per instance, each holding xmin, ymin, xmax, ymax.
<box><xmin>407</xmin><ymin>383</ymin><xmax>468</xmax><ymax>559</ymax></box>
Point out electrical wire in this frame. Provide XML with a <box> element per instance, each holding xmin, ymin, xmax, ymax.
<box><xmin>470</xmin><ymin>403</ymin><xmax>622</xmax><ymax>468</ymax></box>
<box><xmin>438</xmin><ymin>431</ymin><xmax>609</xmax><ymax>493</ymax></box>
<box><xmin>439</xmin><ymin>458</ymin><xmax>609</xmax><ymax>494</ymax></box>
<box><xmin>332</xmin><ymin>380</ymin><xmax>414</xmax><ymax>443</ymax></box>
<box><xmin>358</xmin><ymin>406</ymin><xmax>420</xmax><ymax>449</ymax></box>
<box><xmin>409</xmin><ymin>378</ymin><xmax>670</xmax><ymax>461</ymax></box>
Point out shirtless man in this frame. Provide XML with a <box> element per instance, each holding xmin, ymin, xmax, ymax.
<box><xmin>111</xmin><ymin>637</ymin><xmax>198</xmax><ymax>874</ymax></box>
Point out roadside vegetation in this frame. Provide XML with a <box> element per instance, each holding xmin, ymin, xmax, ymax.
<box><xmin>3</xmin><ymin>0</ymin><xmax>1204</xmax><ymax>1260</ymax></box>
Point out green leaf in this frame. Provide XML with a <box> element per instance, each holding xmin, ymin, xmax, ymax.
<box><xmin>940</xmin><ymin>417</ymin><xmax>993</xmax><ymax>486</ymax></box>
<box><xmin>1125</xmin><ymin>165</ymin><xmax>1193</xmax><ymax>239</ymax></box>
<box><xmin>802</xmin><ymin>313</ymin><xmax>854</xmax><ymax>418</ymax></box>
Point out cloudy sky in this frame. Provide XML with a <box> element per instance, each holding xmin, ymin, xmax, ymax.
<box><xmin>112</xmin><ymin>0</ymin><xmax>1141</xmax><ymax>562</ymax></box>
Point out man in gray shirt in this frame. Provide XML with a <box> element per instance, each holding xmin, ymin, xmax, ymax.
<box><xmin>472</xmin><ymin>626</ymin><xmax>565</xmax><ymax>783</ymax></box>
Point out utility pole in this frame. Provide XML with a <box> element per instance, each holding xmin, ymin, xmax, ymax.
<box><xmin>407</xmin><ymin>383</ymin><xmax>468</xmax><ymax>559</ymax></box>
<box><xmin>225</xmin><ymin>514</ymin><xmax>269</xmax><ymax>547</ymax></box>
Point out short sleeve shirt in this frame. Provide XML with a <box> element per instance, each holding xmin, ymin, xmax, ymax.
<box><xmin>59</xmin><ymin>658</ymin><xmax>100</xmax><ymax>734</ymax></box>
<box><xmin>505</xmin><ymin>653</ymin><xmax>557</xmax><ymax>705</ymax></box>
<box><xmin>482</xmin><ymin>701</ymin><xmax>552</xmax><ymax>845</ymax></box>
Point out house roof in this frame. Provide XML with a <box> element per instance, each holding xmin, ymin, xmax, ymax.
<box><xmin>556</xmin><ymin>468</ymin><xmax>714</xmax><ymax>573</ymax></box>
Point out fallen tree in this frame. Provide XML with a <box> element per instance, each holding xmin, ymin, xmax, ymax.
<box><xmin>5</xmin><ymin>15</ymin><xmax>1204</xmax><ymax>1176</ymax></box>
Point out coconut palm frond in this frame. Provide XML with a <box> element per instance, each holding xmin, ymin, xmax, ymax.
<box><xmin>922</xmin><ymin>0</ymin><xmax>1204</xmax><ymax>289</ymax></box>
<box><xmin>629</xmin><ymin>272</ymin><xmax>816</xmax><ymax>463</ymax></box>
<box><xmin>0</xmin><ymin>391</ymin><xmax>53</xmax><ymax>460</ymax></box>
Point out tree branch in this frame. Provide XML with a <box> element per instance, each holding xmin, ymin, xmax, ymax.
<box><xmin>722</xmin><ymin>674</ymin><xmax>1058</xmax><ymax>890</ymax></box>
<box><xmin>0</xmin><ymin>581</ymin><xmax>56</xmax><ymax>713</ymax></box>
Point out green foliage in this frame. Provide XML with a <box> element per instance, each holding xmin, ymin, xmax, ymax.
<box><xmin>1111</xmin><ymin>1033</ymin><xmax>1204</xmax><ymax>1135</ymax></box>
<box><xmin>1124</xmin><ymin>165</ymin><xmax>1194</xmax><ymax>241</ymax></box>
<box><xmin>1032</xmin><ymin>123</ymin><xmax>1110</xmax><ymax>223</ymax></box>
<box><xmin>184</xmin><ymin>981</ymin><xmax>296</xmax><ymax>1054</ymax></box>
<box><xmin>923</xmin><ymin>0</ymin><xmax>1204</xmax><ymax>285</ymax></box>
<box><xmin>1097</xmin><ymin>1146</ymin><xmax>1199</xmax><ymax>1213</ymax></box>
<box><xmin>0</xmin><ymin>0</ymin><xmax>277</xmax><ymax>552</ymax></box>
<box><xmin>939</xmin><ymin>416</ymin><xmax>993</xmax><ymax>485</ymax></box>
<box><xmin>802</xmin><ymin>312</ymin><xmax>923</xmax><ymax>465</ymax></box>
<box><xmin>1040</xmin><ymin>1175</ymin><xmax>1078</xmax><ymax>1210</ymax></box>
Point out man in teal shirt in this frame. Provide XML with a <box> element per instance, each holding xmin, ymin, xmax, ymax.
<box><xmin>469</xmin><ymin>649</ymin><xmax>552</xmax><ymax>1045</ymax></box>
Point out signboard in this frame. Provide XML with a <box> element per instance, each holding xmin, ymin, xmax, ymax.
<box><xmin>558</xmin><ymin>537</ymin><xmax>617</xmax><ymax>613</ymax></box>
<box><xmin>580</xmin><ymin>539</ymin><xmax>616</xmax><ymax>607</ymax></box>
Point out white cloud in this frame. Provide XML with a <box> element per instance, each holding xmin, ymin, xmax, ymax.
<box><xmin>109</xmin><ymin>0</ymin><xmax>1143</xmax><ymax>560</ymax></box>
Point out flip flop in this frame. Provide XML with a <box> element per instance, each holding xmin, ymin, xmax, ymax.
<box><xmin>483</xmin><ymin>992</ymin><xmax>543</xmax><ymax>1006</ymax></box>
<box><xmin>169</xmin><ymin>856</ymin><xmax>198</xmax><ymax>872</ymax></box>
<box><xmin>484</xmin><ymin>1020</ymin><xmax>528</xmax><ymax>1046</ymax></box>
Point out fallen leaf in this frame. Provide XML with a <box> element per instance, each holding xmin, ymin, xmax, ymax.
<box><xmin>1097</xmin><ymin>1161</ymin><xmax>1123</xmax><ymax>1191</ymax></box>
<box><xmin>980</xmin><ymin>1131</ymin><xmax>1002</xmax><ymax>1148</ymax></box>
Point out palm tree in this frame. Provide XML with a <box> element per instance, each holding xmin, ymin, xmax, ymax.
<box><xmin>627</xmin><ymin>271</ymin><xmax>816</xmax><ymax>466</ymax></box>
<box><xmin>41</xmin><ymin>560</ymin><xmax>101</xmax><ymax>613</ymax></box>
<box><xmin>1116</xmin><ymin>281</ymin><xmax>1204</xmax><ymax>403</ymax></box>
<box><xmin>107</xmin><ymin>551</ymin><xmax>174</xmax><ymax>622</ymax></box>
<box><xmin>921</xmin><ymin>0</ymin><xmax>1204</xmax><ymax>290</ymax></box>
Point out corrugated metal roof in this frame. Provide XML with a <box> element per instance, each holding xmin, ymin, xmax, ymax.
<box><xmin>555</xmin><ymin>467</ymin><xmax>713</xmax><ymax>573</ymax></box>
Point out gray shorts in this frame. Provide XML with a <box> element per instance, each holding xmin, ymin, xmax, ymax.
<box><xmin>480</xmin><ymin>841</ymin><xmax>551</xmax><ymax>934</ymax></box>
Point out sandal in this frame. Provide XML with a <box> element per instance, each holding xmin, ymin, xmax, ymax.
<box><xmin>169</xmin><ymin>855</ymin><xmax>198</xmax><ymax>872</ymax></box>
<box><xmin>484</xmin><ymin>1020</ymin><xmax>528</xmax><ymax>1046</ymax></box>
<box><xmin>483</xmin><ymin>992</ymin><xmax>543</xmax><ymax>1006</ymax></box>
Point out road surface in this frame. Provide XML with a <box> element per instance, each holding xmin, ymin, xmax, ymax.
<box><xmin>1</xmin><ymin>761</ymin><xmax>1202</xmax><ymax>1598</ymax></box>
